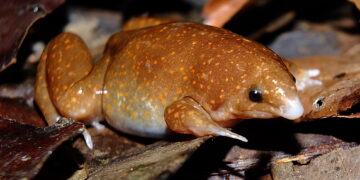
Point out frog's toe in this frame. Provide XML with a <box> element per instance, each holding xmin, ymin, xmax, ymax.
<box><xmin>187</xmin><ymin>122</ymin><xmax>248</xmax><ymax>142</ymax></box>
<box><xmin>82</xmin><ymin>129</ymin><xmax>93</xmax><ymax>149</ymax></box>
<box><xmin>210</xmin><ymin>126</ymin><xmax>248</xmax><ymax>142</ymax></box>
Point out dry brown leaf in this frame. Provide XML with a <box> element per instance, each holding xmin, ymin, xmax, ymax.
<box><xmin>202</xmin><ymin>0</ymin><xmax>251</xmax><ymax>27</ymax></box>
<box><xmin>73</xmin><ymin>126</ymin><xmax>144</xmax><ymax>175</ymax></box>
<box><xmin>288</xmin><ymin>56</ymin><xmax>360</xmax><ymax>120</ymax></box>
<box><xmin>225</xmin><ymin>134</ymin><xmax>348</xmax><ymax>169</ymax></box>
<box><xmin>348</xmin><ymin>0</ymin><xmax>360</xmax><ymax>10</ymax></box>
<box><xmin>88</xmin><ymin>137</ymin><xmax>207</xmax><ymax>180</ymax></box>
<box><xmin>210</xmin><ymin>134</ymin><xmax>352</xmax><ymax>178</ymax></box>
<box><xmin>0</xmin><ymin>78</ymin><xmax>35</xmax><ymax>106</ymax></box>
<box><xmin>0</xmin><ymin>97</ymin><xmax>45</xmax><ymax>127</ymax></box>
<box><xmin>0</xmin><ymin>0</ymin><xmax>65</xmax><ymax>71</ymax></box>
<box><xmin>0</xmin><ymin>118</ymin><xmax>85</xmax><ymax>179</ymax></box>
<box><xmin>272</xmin><ymin>144</ymin><xmax>360</xmax><ymax>180</ymax></box>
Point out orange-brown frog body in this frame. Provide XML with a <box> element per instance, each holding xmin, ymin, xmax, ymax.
<box><xmin>35</xmin><ymin>22</ymin><xmax>304</xmax><ymax>141</ymax></box>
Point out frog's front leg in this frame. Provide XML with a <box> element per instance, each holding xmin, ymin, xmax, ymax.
<box><xmin>35</xmin><ymin>33</ymin><xmax>109</xmax><ymax>125</ymax></box>
<box><xmin>164</xmin><ymin>97</ymin><xmax>248</xmax><ymax>142</ymax></box>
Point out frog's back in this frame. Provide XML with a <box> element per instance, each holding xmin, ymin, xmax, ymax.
<box><xmin>102</xmin><ymin>22</ymin><xmax>284</xmax><ymax>137</ymax></box>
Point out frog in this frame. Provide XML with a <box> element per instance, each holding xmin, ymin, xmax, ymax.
<box><xmin>35</xmin><ymin>21</ymin><xmax>304</xmax><ymax>143</ymax></box>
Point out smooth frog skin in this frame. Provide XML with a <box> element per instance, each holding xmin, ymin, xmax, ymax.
<box><xmin>35</xmin><ymin>22</ymin><xmax>304</xmax><ymax>142</ymax></box>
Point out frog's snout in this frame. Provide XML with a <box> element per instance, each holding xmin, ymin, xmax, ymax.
<box><xmin>277</xmin><ymin>97</ymin><xmax>304</xmax><ymax>120</ymax></box>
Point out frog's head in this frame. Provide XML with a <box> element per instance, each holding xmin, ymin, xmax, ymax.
<box><xmin>181</xmin><ymin>24</ymin><xmax>304</xmax><ymax>121</ymax></box>
<box><xmin>208</xmin><ymin>59</ymin><xmax>303</xmax><ymax>142</ymax></box>
<box><xmin>232</xmin><ymin>53</ymin><xmax>304</xmax><ymax>120</ymax></box>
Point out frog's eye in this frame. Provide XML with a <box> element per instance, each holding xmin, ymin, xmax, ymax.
<box><xmin>249</xmin><ymin>89</ymin><xmax>263</xmax><ymax>103</ymax></box>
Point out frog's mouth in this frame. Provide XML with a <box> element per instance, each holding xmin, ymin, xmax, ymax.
<box><xmin>240</xmin><ymin>97</ymin><xmax>304</xmax><ymax>120</ymax></box>
<box><xmin>242</xmin><ymin>111</ymin><xmax>275</xmax><ymax>119</ymax></box>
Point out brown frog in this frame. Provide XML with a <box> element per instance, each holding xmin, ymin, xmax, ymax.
<box><xmin>35</xmin><ymin>22</ymin><xmax>304</xmax><ymax>142</ymax></box>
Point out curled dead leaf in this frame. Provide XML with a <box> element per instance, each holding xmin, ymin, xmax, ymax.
<box><xmin>0</xmin><ymin>118</ymin><xmax>85</xmax><ymax>179</ymax></box>
<box><xmin>202</xmin><ymin>0</ymin><xmax>251</xmax><ymax>27</ymax></box>
<box><xmin>89</xmin><ymin>137</ymin><xmax>207</xmax><ymax>180</ymax></box>
<box><xmin>0</xmin><ymin>0</ymin><xmax>65</xmax><ymax>71</ymax></box>
<box><xmin>272</xmin><ymin>144</ymin><xmax>360</xmax><ymax>180</ymax></box>
<box><xmin>288</xmin><ymin>56</ymin><xmax>360</xmax><ymax>120</ymax></box>
<box><xmin>348</xmin><ymin>0</ymin><xmax>360</xmax><ymax>10</ymax></box>
<box><xmin>0</xmin><ymin>97</ymin><xmax>45</xmax><ymax>127</ymax></box>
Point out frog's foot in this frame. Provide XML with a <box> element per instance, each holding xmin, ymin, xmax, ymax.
<box><xmin>92</xmin><ymin>121</ymin><xmax>105</xmax><ymax>131</ymax></box>
<box><xmin>35</xmin><ymin>33</ymin><xmax>105</xmax><ymax>124</ymax></box>
<box><xmin>164</xmin><ymin>97</ymin><xmax>248</xmax><ymax>142</ymax></box>
<box><xmin>82</xmin><ymin>129</ymin><xmax>93</xmax><ymax>149</ymax></box>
